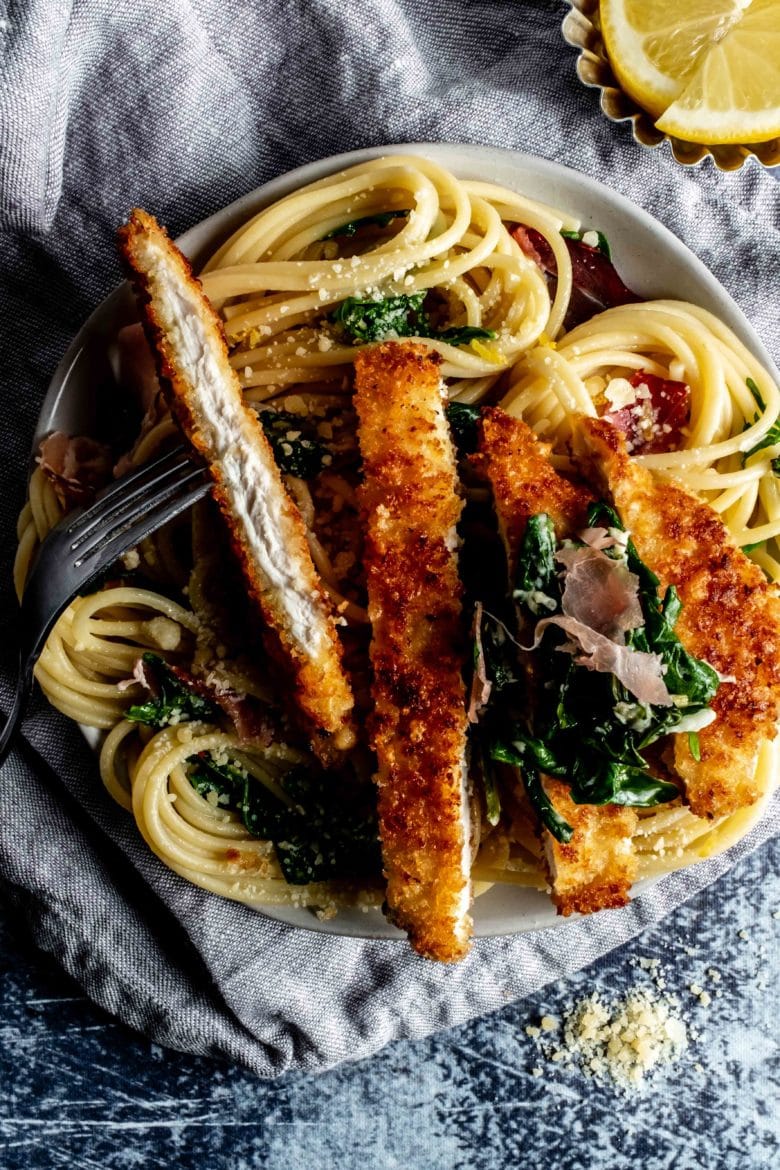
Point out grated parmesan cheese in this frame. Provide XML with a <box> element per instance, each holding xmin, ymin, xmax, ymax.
<box><xmin>604</xmin><ymin>376</ymin><xmax>637</xmax><ymax>411</ymax></box>
<box><xmin>528</xmin><ymin>985</ymin><xmax>689</xmax><ymax>1090</ymax></box>
<box><xmin>121</xmin><ymin>547</ymin><xmax>141</xmax><ymax>571</ymax></box>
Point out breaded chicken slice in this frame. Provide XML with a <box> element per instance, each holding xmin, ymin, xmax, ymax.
<box><xmin>472</xmin><ymin>407</ymin><xmax>638</xmax><ymax>915</ymax></box>
<box><xmin>576</xmin><ymin>417</ymin><xmax>780</xmax><ymax>819</ymax></box>
<box><xmin>541</xmin><ymin>779</ymin><xmax>640</xmax><ymax>915</ymax></box>
<box><xmin>355</xmin><ymin>342</ymin><xmax>472</xmax><ymax>962</ymax></box>
<box><xmin>118</xmin><ymin>209</ymin><xmax>355</xmax><ymax>763</ymax></box>
<box><xmin>470</xmin><ymin>407</ymin><xmax>594</xmax><ymax>579</ymax></box>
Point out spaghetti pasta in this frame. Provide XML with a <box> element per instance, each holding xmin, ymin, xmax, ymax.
<box><xmin>17</xmin><ymin>155</ymin><xmax>780</xmax><ymax>922</ymax></box>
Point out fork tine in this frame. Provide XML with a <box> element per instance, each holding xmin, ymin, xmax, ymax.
<box><xmin>0</xmin><ymin>450</ymin><xmax>211</xmax><ymax>770</ymax></box>
<box><xmin>73</xmin><ymin>464</ymin><xmax>210</xmax><ymax>569</ymax></box>
<box><xmin>71</xmin><ymin>456</ymin><xmax>208</xmax><ymax>563</ymax></box>
<box><xmin>65</xmin><ymin>445</ymin><xmax>194</xmax><ymax>548</ymax></box>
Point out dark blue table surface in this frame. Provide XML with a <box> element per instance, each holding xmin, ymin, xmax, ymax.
<box><xmin>0</xmin><ymin>834</ymin><xmax>778</xmax><ymax>1169</ymax></box>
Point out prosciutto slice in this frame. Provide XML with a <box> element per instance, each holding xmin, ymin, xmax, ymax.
<box><xmin>37</xmin><ymin>432</ymin><xmax>113</xmax><ymax>508</ymax></box>
<box><xmin>534</xmin><ymin>615</ymin><xmax>673</xmax><ymax>707</ymax></box>
<box><xmin>555</xmin><ymin>545</ymin><xmax>643</xmax><ymax>641</ymax></box>
<box><xmin>511</xmin><ymin>225</ymin><xmax>639</xmax><ymax>329</ymax></box>
<box><xmin>467</xmin><ymin>602</ymin><xmax>493</xmax><ymax>724</ymax></box>
<box><xmin>527</xmin><ymin>542</ymin><xmax>674</xmax><ymax>706</ymax></box>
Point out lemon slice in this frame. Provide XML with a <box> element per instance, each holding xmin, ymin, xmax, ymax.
<box><xmin>655</xmin><ymin>0</ymin><xmax>780</xmax><ymax>143</ymax></box>
<box><xmin>600</xmin><ymin>0</ymin><xmax>750</xmax><ymax>120</ymax></box>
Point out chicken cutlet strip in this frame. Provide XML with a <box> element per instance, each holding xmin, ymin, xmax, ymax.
<box><xmin>354</xmin><ymin>342</ymin><xmax>472</xmax><ymax>962</ymax></box>
<box><xmin>117</xmin><ymin>210</ymin><xmax>355</xmax><ymax>763</ymax></box>
<box><xmin>576</xmin><ymin>417</ymin><xmax>780</xmax><ymax>820</ymax></box>
<box><xmin>471</xmin><ymin>407</ymin><xmax>638</xmax><ymax>915</ymax></box>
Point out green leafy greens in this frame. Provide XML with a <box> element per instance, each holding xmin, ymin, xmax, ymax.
<box><xmin>331</xmin><ymin>292</ymin><xmax>428</xmax><ymax>344</ymax></box>
<box><xmin>469</xmin><ymin>506</ymin><xmax>720</xmax><ymax>842</ymax></box>
<box><xmin>187</xmin><ymin>755</ymin><xmax>382</xmax><ymax>884</ymax></box>
<box><xmin>331</xmin><ymin>293</ymin><xmax>497</xmax><ymax>348</ymax></box>
<box><xmin>435</xmin><ymin>325</ymin><xmax>499</xmax><ymax>347</ymax></box>
<box><xmin>742</xmin><ymin>377</ymin><xmax>780</xmax><ymax>473</ymax></box>
<box><xmin>560</xmin><ymin>228</ymin><xmax>611</xmax><ymax>258</ymax></box>
<box><xmin>125</xmin><ymin>658</ymin><xmax>381</xmax><ymax>887</ymax></box>
<box><xmin>445</xmin><ymin>401</ymin><xmax>481</xmax><ymax>455</ymax></box>
<box><xmin>257</xmin><ymin>409</ymin><xmax>331</xmax><ymax>478</ymax></box>
<box><xmin>322</xmin><ymin>209</ymin><xmax>410</xmax><ymax>239</ymax></box>
<box><xmin>125</xmin><ymin>653</ymin><xmax>219</xmax><ymax>728</ymax></box>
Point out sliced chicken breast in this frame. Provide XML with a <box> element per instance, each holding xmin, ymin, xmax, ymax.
<box><xmin>472</xmin><ymin>407</ymin><xmax>638</xmax><ymax>915</ymax></box>
<box><xmin>118</xmin><ymin>209</ymin><xmax>355</xmax><ymax>763</ymax></box>
<box><xmin>355</xmin><ymin>342</ymin><xmax>472</xmax><ymax>962</ymax></box>
<box><xmin>576</xmin><ymin>416</ymin><xmax>780</xmax><ymax>819</ymax></box>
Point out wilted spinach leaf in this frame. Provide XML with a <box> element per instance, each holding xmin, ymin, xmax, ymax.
<box><xmin>331</xmin><ymin>293</ymin><xmax>428</xmax><ymax>344</ymax></box>
<box><xmin>258</xmin><ymin>409</ymin><xmax>330</xmax><ymax>478</ymax></box>
<box><xmin>446</xmin><ymin>401</ymin><xmax>481</xmax><ymax>455</ymax></box>
<box><xmin>332</xmin><ymin>293</ymin><xmax>497</xmax><ymax>349</ymax></box>
<box><xmin>322</xmin><ymin>209</ymin><xmax>410</xmax><ymax>239</ymax></box>
<box><xmin>125</xmin><ymin>654</ymin><xmax>219</xmax><ymax>728</ymax></box>
<box><xmin>186</xmin><ymin>755</ymin><xmax>382</xmax><ymax>886</ymax></box>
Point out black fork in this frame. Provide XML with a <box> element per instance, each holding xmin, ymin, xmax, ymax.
<box><xmin>0</xmin><ymin>446</ymin><xmax>210</xmax><ymax>767</ymax></box>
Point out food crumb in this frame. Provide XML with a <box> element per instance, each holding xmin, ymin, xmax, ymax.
<box><xmin>121</xmin><ymin>547</ymin><xmax>141</xmax><ymax>571</ymax></box>
<box><xmin>525</xmin><ymin>980</ymin><xmax>688</xmax><ymax>1092</ymax></box>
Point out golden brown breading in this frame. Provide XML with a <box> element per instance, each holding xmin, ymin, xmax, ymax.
<box><xmin>576</xmin><ymin>417</ymin><xmax>780</xmax><ymax>819</ymax></box>
<box><xmin>355</xmin><ymin>342</ymin><xmax>472</xmax><ymax>962</ymax></box>
<box><xmin>470</xmin><ymin>407</ymin><xmax>593</xmax><ymax>579</ymax></box>
<box><xmin>117</xmin><ymin>210</ymin><xmax>355</xmax><ymax>763</ymax></box>
<box><xmin>472</xmin><ymin>407</ymin><xmax>638</xmax><ymax>915</ymax></box>
<box><xmin>541</xmin><ymin>779</ymin><xmax>638</xmax><ymax>916</ymax></box>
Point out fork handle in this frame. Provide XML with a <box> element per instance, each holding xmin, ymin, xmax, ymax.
<box><xmin>0</xmin><ymin>649</ymin><xmax>30</xmax><ymax>770</ymax></box>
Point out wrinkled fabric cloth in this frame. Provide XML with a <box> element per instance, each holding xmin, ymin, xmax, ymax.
<box><xmin>1</xmin><ymin>0</ymin><xmax>779</xmax><ymax>1077</ymax></box>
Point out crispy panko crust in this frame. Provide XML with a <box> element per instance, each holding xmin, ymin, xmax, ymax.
<box><xmin>541</xmin><ymin>779</ymin><xmax>638</xmax><ymax>915</ymax></box>
<box><xmin>470</xmin><ymin>407</ymin><xmax>594</xmax><ymax>579</ymax></box>
<box><xmin>117</xmin><ymin>210</ymin><xmax>355</xmax><ymax>763</ymax></box>
<box><xmin>472</xmin><ymin>408</ymin><xmax>638</xmax><ymax>915</ymax></box>
<box><xmin>355</xmin><ymin>342</ymin><xmax>472</xmax><ymax>962</ymax></box>
<box><xmin>576</xmin><ymin>417</ymin><xmax>780</xmax><ymax>819</ymax></box>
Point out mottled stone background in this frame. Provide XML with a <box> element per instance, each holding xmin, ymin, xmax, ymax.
<box><xmin>1</xmin><ymin>837</ymin><xmax>777</xmax><ymax>1168</ymax></box>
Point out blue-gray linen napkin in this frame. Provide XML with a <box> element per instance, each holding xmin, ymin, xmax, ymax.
<box><xmin>1</xmin><ymin>0</ymin><xmax>779</xmax><ymax>1077</ymax></box>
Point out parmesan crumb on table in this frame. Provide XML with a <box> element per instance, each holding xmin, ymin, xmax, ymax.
<box><xmin>526</xmin><ymin>984</ymin><xmax>689</xmax><ymax>1091</ymax></box>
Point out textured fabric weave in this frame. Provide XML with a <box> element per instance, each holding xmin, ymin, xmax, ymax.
<box><xmin>1</xmin><ymin>0</ymin><xmax>779</xmax><ymax>1077</ymax></box>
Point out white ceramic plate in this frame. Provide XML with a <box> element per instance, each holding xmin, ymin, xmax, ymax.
<box><xmin>34</xmin><ymin>143</ymin><xmax>779</xmax><ymax>940</ymax></box>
